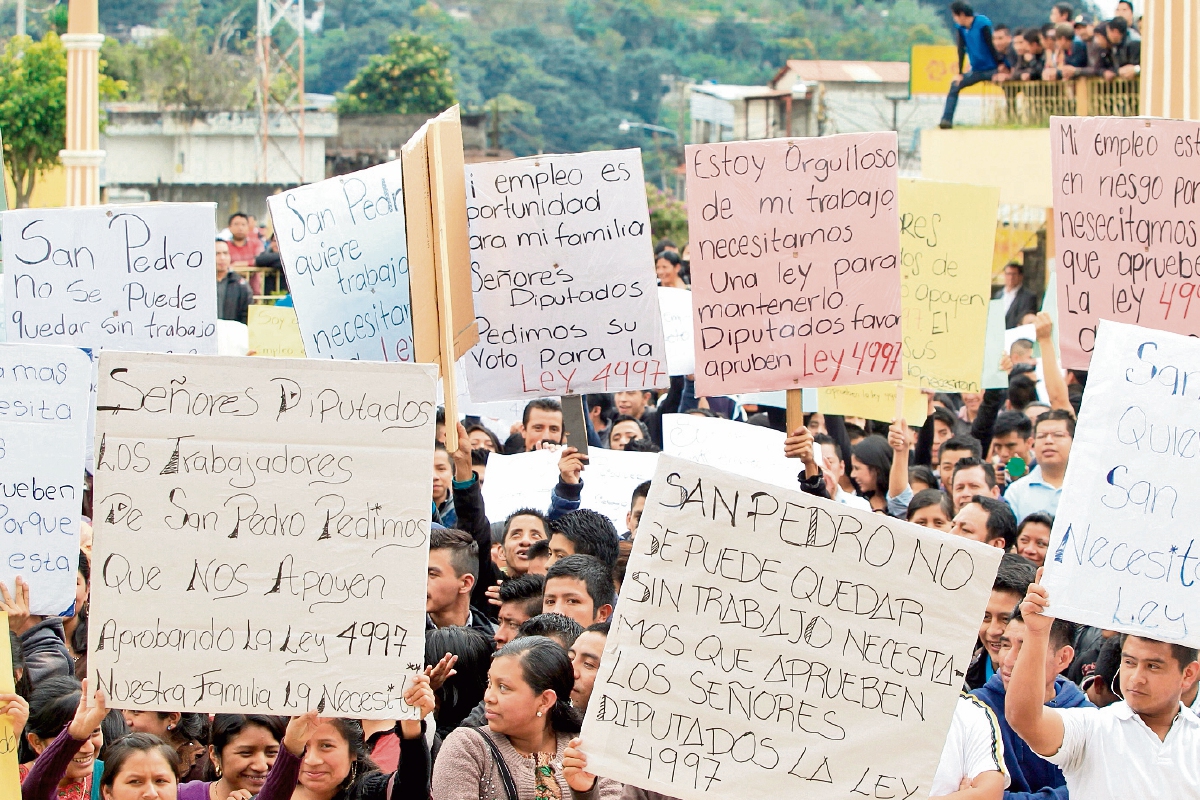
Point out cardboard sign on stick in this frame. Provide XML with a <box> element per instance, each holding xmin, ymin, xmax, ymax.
<box><xmin>580</xmin><ymin>456</ymin><xmax>1002</xmax><ymax>800</ymax></box>
<box><xmin>268</xmin><ymin>163</ymin><xmax>413</xmax><ymax>362</ymax></box>
<box><xmin>1040</xmin><ymin>320</ymin><xmax>1200</xmax><ymax>646</ymax></box>
<box><xmin>1051</xmin><ymin>116</ymin><xmax>1200</xmax><ymax>368</ymax></box>
<box><xmin>0</xmin><ymin>343</ymin><xmax>91</xmax><ymax>615</ymax></box>
<box><xmin>685</xmin><ymin>133</ymin><xmax>902</xmax><ymax>395</ymax></box>
<box><xmin>897</xmin><ymin>179</ymin><xmax>998</xmax><ymax>393</ymax></box>
<box><xmin>463</xmin><ymin>149</ymin><xmax>666</xmax><ymax>401</ymax></box>
<box><xmin>2</xmin><ymin>204</ymin><xmax>218</xmax><ymax>352</ymax></box>
<box><xmin>88</xmin><ymin>353</ymin><xmax>437</xmax><ymax>716</ymax></box>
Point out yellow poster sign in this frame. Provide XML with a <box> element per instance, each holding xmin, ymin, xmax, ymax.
<box><xmin>898</xmin><ymin>179</ymin><xmax>999</xmax><ymax>394</ymax></box>
<box><xmin>910</xmin><ymin>44</ymin><xmax>1004</xmax><ymax>96</ymax></box>
<box><xmin>248</xmin><ymin>305</ymin><xmax>306</xmax><ymax>358</ymax></box>
<box><xmin>0</xmin><ymin>627</ymin><xmax>18</xmax><ymax>796</ymax></box>
<box><xmin>818</xmin><ymin>383</ymin><xmax>928</xmax><ymax>426</ymax></box>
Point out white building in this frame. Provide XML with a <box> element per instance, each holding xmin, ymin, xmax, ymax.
<box><xmin>689</xmin><ymin>82</ymin><xmax>816</xmax><ymax>144</ymax></box>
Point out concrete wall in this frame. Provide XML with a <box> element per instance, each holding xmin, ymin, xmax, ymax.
<box><xmin>920</xmin><ymin>127</ymin><xmax>1052</xmax><ymax>208</ymax></box>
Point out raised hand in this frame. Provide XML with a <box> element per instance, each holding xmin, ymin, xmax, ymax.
<box><xmin>0</xmin><ymin>693</ymin><xmax>29</xmax><ymax>739</ymax></box>
<box><xmin>67</xmin><ymin>679</ymin><xmax>107</xmax><ymax>741</ymax></box>
<box><xmin>0</xmin><ymin>577</ymin><xmax>32</xmax><ymax>635</ymax></box>
<box><xmin>562</xmin><ymin>738</ymin><xmax>597</xmax><ymax>792</ymax></box>
<box><xmin>282</xmin><ymin>710</ymin><xmax>325</xmax><ymax>756</ymax></box>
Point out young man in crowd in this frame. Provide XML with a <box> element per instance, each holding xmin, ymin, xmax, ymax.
<box><xmin>623</xmin><ymin>481</ymin><xmax>650</xmax><ymax>541</ymax></box>
<box><xmin>1006</xmin><ymin>576</ymin><xmax>1200</xmax><ymax>798</ymax></box>
<box><xmin>816</xmin><ymin>433</ymin><xmax>872</xmax><ymax>511</ymax></box>
<box><xmin>225</xmin><ymin>211</ymin><xmax>263</xmax><ymax>271</ymax></box>
<box><xmin>974</xmin><ymin>607</ymin><xmax>1092</xmax><ymax>799</ymax></box>
<box><xmin>215</xmin><ymin>239</ymin><xmax>252</xmax><ymax>324</ymax></box>
<box><xmin>542</xmin><ymin>554</ymin><xmax>615</xmax><ymax>628</ymax></box>
<box><xmin>494</xmin><ymin>574</ymin><xmax>545</xmax><ymax>648</ymax></box>
<box><xmin>1013</xmin><ymin>29</ymin><xmax>1047</xmax><ymax>80</ymax></box>
<box><xmin>519</xmin><ymin>398</ymin><xmax>564</xmax><ymax>451</ymax></box>
<box><xmin>1049</xmin><ymin>2</ymin><xmax>1072</xmax><ymax>24</ymax></box>
<box><xmin>997</xmin><ymin>263</ymin><xmax>1039</xmax><ymax>329</ymax></box>
<box><xmin>613</xmin><ymin>389</ymin><xmax>663</xmax><ymax>446</ymax></box>
<box><xmin>1005</xmin><ymin>410</ymin><xmax>1073</xmax><ymax>521</ymax></box>
<box><xmin>966</xmin><ymin>554</ymin><xmax>1036</xmax><ymax>690</ymax></box>
<box><xmin>1043</xmin><ymin>22</ymin><xmax>1088</xmax><ymax>80</ymax></box>
<box><xmin>938</xmin><ymin>435</ymin><xmax>983</xmax><ymax>493</ymax></box>
<box><xmin>569</xmin><ymin>622</ymin><xmax>609</xmax><ymax>713</ymax></box>
<box><xmin>426</xmin><ymin>528</ymin><xmax>496</xmax><ymax>636</ymax></box>
<box><xmin>547</xmin><ymin>510</ymin><xmax>620</xmax><ymax>569</ymax></box>
<box><xmin>950</xmin><ymin>457</ymin><xmax>1001</xmax><ymax>515</ymax></box>
<box><xmin>989</xmin><ymin>411</ymin><xmax>1034</xmax><ymax>487</ymax></box>
<box><xmin>941</xmin><ymin>1</ymin><xmax>1001</xmax><ymax>129</ymax></box>
<box><xmin>518</xmin><ymin>613</ymin><xmax>583</xmax><ymax>649</ymax></box>
<box><xmin>951</xmin><ymin>495</ymin><xmax>1017</xmax><ymax>550</ymax></box>
<box><xmin>499</xmin><ymin>509</ymin><xmax>548</xmax><ymax>577</ymax></box>
<box><xmin>1104</xmin><ymin>15</ymin><xmax>1141</xmax><ymax>80</ymax></box>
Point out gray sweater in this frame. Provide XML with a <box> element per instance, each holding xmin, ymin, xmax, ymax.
<box><xmin>432</xmin><ymin>727</ymin><xmax>621</xmax><ymax>800</ymax></box>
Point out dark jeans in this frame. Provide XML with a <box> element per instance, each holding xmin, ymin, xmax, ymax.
<box><xmin>941</xmin><ymin>69</ymin><xmax>997</xmax><ymax>124</ymax></box>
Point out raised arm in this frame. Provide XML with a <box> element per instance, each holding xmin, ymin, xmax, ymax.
<box><xmin>1034</xmin><ymin>313</ymin><xmax>1072</xmax><ymax>413</ymax></box>
<box><xmin>22</xmin><ymin>681</ymin><xmax>106</xmax><ymax>800</ymax></box>
<box><xmin>887</xmin><ymin>418</ymin><xmax>911</xmax><ymax>501</ymax></box>
<box><xmin>1004</xmin><ymin>570</ymin><xmax>1066</xmax><ymax>757</ymax></box>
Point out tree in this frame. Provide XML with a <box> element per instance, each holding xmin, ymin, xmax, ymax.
<box><xmin>336</xmin><ymin>31</ymin><xmax>456</xmax><ymax>114</ymax></box>
<box><xmin>0</xmin><ymin>34</ymin><xmax>67</xmax><ymax>208</ymax></box>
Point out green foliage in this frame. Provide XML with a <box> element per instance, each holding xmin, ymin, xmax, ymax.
<box><xmin>0</xmin><ymin>34</ymin><xmax>66</xmax><ymax>207</ymax></box>
<box><xmin>645</xmin><ymin>183</ymin><xmax>688</xmax><ymax>246</ymax></box>
<box><xmin>102</xmin><ymin>29</ymin><xmax>255</xmax><ymax>110</ymax></box>
<box><xmin>100</xmin><ymin>0</ymin><xmax>165</xmax><ymax>32</ymax></box>
<box><xmin>336</xmin><ymin>31</ymin><xmax>457</xmax><ymax>114</ymax></box>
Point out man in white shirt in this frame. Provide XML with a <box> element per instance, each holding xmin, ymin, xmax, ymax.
<box><xmin>1006</xmin><ymin>571</ymin><xmax>1200</xmax><ymax>799</ymax></box>
<box><xmin>929</xmin><ymin>694</ymin><xmax>1007</xmax><ymax>797</ymax></box>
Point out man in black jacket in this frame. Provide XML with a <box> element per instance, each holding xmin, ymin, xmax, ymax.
<box><xmin>216</xmin><ymin>240</ymin><xmax>253</xmax><ymax>324</ymax></box>
<box><xmin>1104</xmin><ymin>15</ymin><xmax>1141</xmax><ymax>80</ymax></box>
<box><xmin>996</xmin><ymin>262</ymin><xmax>1040</xmax><ymax>328</ymax></box>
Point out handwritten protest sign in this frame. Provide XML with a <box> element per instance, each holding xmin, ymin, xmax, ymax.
<box><xmin>463</xmin><ymin>150</ymin><xmax>666</xmax><ymax>401</ymax></box>
<box><xmin>2</xmin><ymin>204</ymin><xmax>217</xmax><ymax>352</ymax></box>
<box><xmin>268</xmin><ymin>162</ymin><xmax>413</xmax><ymax>362</ymax></box>
<box><xmin>0</xmin><ymin>344</ymin><xmax>90</xmax><ymax>615</ymax></box>
<box><xmin>88</xmin><ymin>353</ymin><xmax>436</xmax><ymax>716</ymax></box>
<box><xmin>818</xmin><ymin>382</ymin><xmax>928</xmax><ymax>426</ymax></box>
<box><xmin>1040</xmin><ymin>320</ymin><xmax>1200</xmax><ymax>646</ymax></box>
<box><xmin>1051</xmin><ymin>116</ymin><xmax>1200</xmax><ymax>369</ymax></box>
<box><xmin>581</xmin><ymin>456</ymin><xmax>1002</xmax><ymax>800</ymax></box>
<box><xmin>663</xmin><ymin>413</ymin><xmax>802</xmax><ymax>491</ymax></box>
<box><xmin>0</xmin><ymin>625</ymin><xmax>17</xmax><ymax>795</ymax></box>
<box><xmin>898</xmin><ymin>179</ymin><xmax>998</xmax><ymax>392</ymax></box>
<box><xmin>659</xmin><ymin>287</ymin><xmax>695</xmax><ymax>376</ymax></box>
<box><xmin>481</xmin><ymin>449</ymin><xmax>657</xmax><ymax>535</ymax></box>
<box><xmin>248</xmin><ymin>305</ymin><xmax>306</xmax><ymax>358</ymax></box>
<box><xmin>685</xmin><ymin>133</ymin><xmax>902</xmax><ymax>395</ymax></box>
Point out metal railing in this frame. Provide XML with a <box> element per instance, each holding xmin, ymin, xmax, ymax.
<box><xmin>984</xmin><ymin>78</ymin><xmax>1139</xmax><ymax>126</ymax></box>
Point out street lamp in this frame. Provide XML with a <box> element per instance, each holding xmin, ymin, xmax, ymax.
<box><xmin>618</xmin><ymin>120</ymin><xmax>680</xmax><ymax>140</ymax></box>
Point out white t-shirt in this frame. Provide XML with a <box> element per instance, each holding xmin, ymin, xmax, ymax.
<box><xmin>929</xmin><ymin>695</ymin><xmax>1008</xmax><ymax>797</ymax></box>
<box><xmin>835</xmin><ymin>486</ymin><xmax>873</xmax><ymax>512</ymax></box>
<box><xmin>1042</xmin><ymin>701</ymin><xmax>1200</xmax><ymax>799</ymax></box>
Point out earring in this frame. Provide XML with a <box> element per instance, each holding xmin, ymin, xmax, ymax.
<box><xmin>214</xmin><ymin>762</ymin><xmax>223</xmax><ymax>778</ymax></box>
<box><xmin>167</xmin><ymin>725</ymin><xmax>175</xmax><ymax>731</ymax></box>
<box><xmin>536</xmin><ymin>711</ymin><xmax>543</xmax><ymax>717</ymax></box>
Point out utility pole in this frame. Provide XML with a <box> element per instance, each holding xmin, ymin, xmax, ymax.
<box><xmin>16</xmin><ymin>0</ymin><xmax>26</xmax><ymax>37</ymax></box>
<box><xmin>256</xmin><ymin>0</ymin><xmax>307</xmax><ymax>184</ymax></box>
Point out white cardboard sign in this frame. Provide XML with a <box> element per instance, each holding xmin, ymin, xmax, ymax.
<box><xmin>581</xmin><ymin>455</ymin><xmax>1002</xmax><ymax>800</ymax></box>
<box><xmin>663</xmin><ymin>413</ymin><xmax>803</xmax><ymax>492</ymax></box>
<box><xmin>268</xmin><ymin>162</ymin><xmax>414</xmax><ymax>362</ymax></box>
<box><xmin>659</xmin><ymin>287</ymin><xmax>695</xmax><ymax>377</ymax></box>
<box><xmin>0</xmin><ymin>343</ymin><xmax>91</xmax><ymax>615</ymax></box>
<box><xmin>481</xmin><ymin>448</ymin><xmax>657</xmax><ymax>535</ymax></box>
<box><xmin>1041</xmin><ymin>319</ymin><xmax>1200</xmax><ymax>646</ymax></box>
<box><xmin>464</xmin><ymin>150</ymin><xmax>667</xmax><ymax>400</ymax></box>
<box><xmin>88</xmin><ymin>353</ymin><xmax>437</xmax><ymax>716</ymax></box>
<box><xmin>2</xmin><ymin>204</ymin><xmax>218</xmax><ymax>353</ymax></box>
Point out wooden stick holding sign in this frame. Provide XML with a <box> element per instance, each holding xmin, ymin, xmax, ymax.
<box><xmin>402</xmin><ymin>107</ymin><xmax>479</xmax><ymax>451</ymax></box>
<box><xmin>786</xmin><ymin>388</ymin><xmax>803</xmax><ymax>435</ymax></box>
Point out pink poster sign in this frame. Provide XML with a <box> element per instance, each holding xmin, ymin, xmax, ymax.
<box><xmin>1052</xmin><ymin>116</ymin><xmax>1200</xmax><ymax>369</ymax></box>
<box><xmin>686</xmin><ymin>133</ymin><xmax>903</xmax><ymax>395</ymax></box>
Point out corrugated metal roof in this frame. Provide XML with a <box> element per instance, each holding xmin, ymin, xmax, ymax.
<box><xmin>690</xmin><ymin>84</ymin><xmax>790</xmax><ymax>101</ymax></box>
<box><xmin>780</xmin><ymin>59</ymin><xmax>910</xmax><ymax>84</ymax></box>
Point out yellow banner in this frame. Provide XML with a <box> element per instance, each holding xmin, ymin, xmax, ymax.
<box><xmin>248</xmin><ymin>305</ymin><xmax>306</xmax><ymax>358</ymax></box>
<box><xmin>898</xmin><ymin>179</ymin><xmax>1000</xmax><ymax>394</ymax></box>
<box><xmin>818</xmin><ymin>382</ymin><xmax>928</xmax><ymax>426</ymax></box>
<box><xmin>911</xmin><ymin>44</ymin><xmax>1004</xmax><ymax>96</ymax></box>
<box><xmin>0</xmin><ymin>628</ymin><xmax>17</xmax><ymax>796</ymax></box>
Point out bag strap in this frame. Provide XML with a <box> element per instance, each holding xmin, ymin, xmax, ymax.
<box><xmin>472</xmin><ymin>727</ymin><xmax>519</xmax><ymax>800</ymax></box>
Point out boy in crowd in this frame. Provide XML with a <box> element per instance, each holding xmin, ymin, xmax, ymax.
<box><xmin>494</xmin><ymin>574</ymin><xmax>545</xmax><ymax>648</ymax></box>
<box><xmin>543</xmin><ymin>555</ymin><xmax>615</xmax><ymax>628</ymax></box>
<box><xmin>966</xmin><ymin>554</ymin><xmax>1035</xmax><ymax>690</ymax></box>
<box><xmin>623</xmin><ymin>481</ymin><xmax>650</xmax><ymax>541</ymax></box>
<box><xmin>569</xmin><ymin>622</ymin><xmax>609</xmax><ymax>713</ymax></box>
<box><xmin>425</xmin><ymin>529</ymin><xmax>496</xmax><ymax>636</ymax></box>
<box><xmin>547</xmin><ymin>510</ymin><xmax>620</xmax><ymax>569</ymax></box>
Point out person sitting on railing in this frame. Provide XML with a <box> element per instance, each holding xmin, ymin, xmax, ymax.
<box><xmin>1104</xmin><ymin>15</ymin><xmax>1140</xmax><ymax>80</ymax></box>
<box><xmin>1012</xmin><ymin>29</ymin><xmax>1046</xmax><ymax>81</ymax></box>
<box><xmin>1042</xmin><ymin>23</ymin><xmax>1088</xmax><ymax>80</ymax></box>
<box><xmin>1076</xmin><ymin>22</ymin><xmax>1115</xmax><ymax>78</ymax></box>
<box><xmin>939</xmin><ymin>1</ymin><xmax>1002</xmax><ymax>129</ymax></box>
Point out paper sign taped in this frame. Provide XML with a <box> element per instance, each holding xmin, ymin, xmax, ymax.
<box><xmin>1041</xmin><ymin>319</ymin><xmax>1200</xmax><ymax>646</ymax></box>
<box><xmin>818</xmin><ymin>382</ymin><xmax>928</xmax><ymax>426</ymax></box>
<box><xmin>268</xmin><ymin>161</ymin><xmax>413</xmax><ymax>362</ymax></box>
<box><xmin>88</xmin><ymin>353</ymin><xmax>437</xmax><ymax>716</ymax></box>
<box><xmin>464</xmin><ymin>150</ymin><xmax>666</xmax><ymax>401</ymax></box>
<box><xmin>581</xmin><ymin>455</ymin><xmax>1002</xmax><ymax>800</ymax></box>
<box><xmin>2</xmin><ymin>204</ymin><xmax>218</xmax><ymax>353</ymax></box>
<box><xmin>249</xmin><ymin>305</ymin><xmax>307</xmax><ymax>358</ymax></box>
<box><xmin>685</xmin><ymin>133</ymin><xmax>903</xmax><ymax>395</ymax></box>
<box><xmin>0</xmin><ymin>343</ymin><xmax>90</xmax><ymax>615</ymax></box>
<box><xmin>897</xmin><ymin>179</ymin><xmax>998</xmax><ymax>393</ymax></box>
<box><xmin>659</xmin><ymin>287</ymin><xmax>695</xmax><ymax>376</ymax></box>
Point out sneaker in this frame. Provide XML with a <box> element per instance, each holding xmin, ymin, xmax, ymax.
<box><xmin>938</xmin><ymin>120</ymin><xmax>952</xmax><ymax>129</ymax></box>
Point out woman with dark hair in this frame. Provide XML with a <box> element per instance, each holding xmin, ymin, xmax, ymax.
<box><xmin>1014</xmin><ymin>511</ymin><xmax>1053</xmax><ymax>567</ymax></box>
<box><xmin>654</xmin><ymin>251</ymin><xmax>687</xmax><ymax>289</ymax></box>
<box><xmin>96</xmin><ymin>733</ymin><xmax>181</xmax><ymax>800</ymax></box>
<box><xmin>424</xmin><ymin>626</ymin><xmax>493</xmax><ymax>740</ymax></box>
<box><xmin>466</xmin><ymin>424</ymin><xmax>503</xmax><ymax>454</ymax></box>
<box><xmin>432</xmin><ymin>636</ymin><xmax>622</xmax><ymax>800</ymax></box>
<box><xmin>906</xmin><ymin>489</ymin><xmax>954</xmax><ymax>531</ymax></box>
<box><xmin>177</xmin><ymin>714</ymin><xmax>287</xmax><ymax>800</ymax></box>
<box><xmin>850</xmin><ymin>435</ymin><xmax>893</xmax><ymax>513</ymax></box>
<box><xmin>122</xmin><ymin>711</ymin><xmax>209</xmax><ymax>780</ymax></box>
<box><xmin>62</xmin><ymin>552</ymin><xmax>89</xmax><ymax>678</ymax></box>
<box><xmin>20</xmin><ymin>676</ymin><xmax>101</xmax><ymax>800</ymax></box>
<box><xmin>291</xmin><ymin>674</ymin><xmax>435</xmax><ymax>800</ymax></box>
